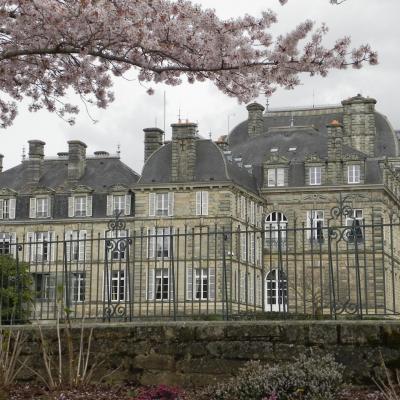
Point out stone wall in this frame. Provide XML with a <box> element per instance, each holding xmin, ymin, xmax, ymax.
<box><xmin>10</xmin><ymin>320</ymin><xmax>400</xmax><ymax>388</ymax></box>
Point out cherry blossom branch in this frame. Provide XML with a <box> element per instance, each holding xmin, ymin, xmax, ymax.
<box><xmin>0</xmin><ymin>0</ymin><xmax>376</xmax><ymax>128</ymax></box>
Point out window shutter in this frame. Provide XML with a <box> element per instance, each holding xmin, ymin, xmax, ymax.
<box><xmin>65</xmin><ymin>231</ymin><xmax>73</xmax><ymax>262</ymax></box>
<box><xmin>277</xmin><ymin>169</ymin><xmax>285</xmax><ymax>186</ymax></box>
<box><xmin>46</xmin><ymin>197</ymin><xmax>51</xmax><ymax>217</ymax></box>
<box><xmin>79</xmin><ymin>230</ymin><xmax>87</xmax><ymax>261</ymax></box>
<box><xmin>186</xmin><ymin>267</ymin><xmax>193</xmax><ymax>300</ymax></box>
<box><xmin>240</xmin><ymin>232</ymin><xmax>247</xmax><ymax>262</ymax></box>
<box><xmin>209</xmin><ymin>268</ymin><xmax>216</xmax><ymax>300</ymax></box>
<box><xmin>149</xmin><ymin>193</ymin><xmax>156</xmax><ymax>217</ymax></box>
<box><xmin>11</xmin><ymin>232</ymin><xmax>17</xmax><ymax>258</ymax></box>
<box><xmin>29</xmin><ymin>198</ymin><xmax>36</xmax><ymax>218</ymax></box>
<box><xmin>68</xmin><ymin>197</ymin><xmax>74</xmax><ymax>217</ymax></box>
<box><xmin>0</xmin><ymin>199</ymin><xmax>3</xmax><ymax>219</ymax></box>
<box><xmin>268</xmin><ymin>169</ymin><xmax>275</xmax><ymax>187</ymax></box>
<box><xmin>202</xmin><ymin>191</ymin><xmax>208</xmax><ymax>216</ymax></box>
<box><xmin>240</xmin><ymin>271</ymin><xmax>246</xmax><ymax>302</ymax></box>
<box><xmin>240</xmin><ymin>196</ymin><xmax>246</xmax><ymax>220</ymax></box>
<box><xmin>26</xmin><ymin>232</ymin><xmax>35</xmax><ymax>262</ymax></box>
<box><xmin>168</xmin><ymin>192</ymin><xmax>174</xmax><ymax>216</ymax></box>
<box><xmin>86</xmin><ymin>196</ymin><xmax>93</xmax><ymax>217</ymax></box>
<box><xmin>106</xmin><ymin>195</ymin><xmax>113</xmax><ymax>216</ymax></box>
<box><xmin>48</xmin><ymin>232</ymin><xmax>56</xmax><ymax>262</ymax></box>
<box><xmin>125</xmin><ymin>194</ymin><xmax>131</xmax><ymax>216</ymax></box>
<box><xmin>306</xmin><ymin>211</ymin><xmax>311</xmax><ymax>239</ymax></box>
<box><xmin>103</xmin><ymin>270</ymin><xmax>110</xmax><ymax>302</ymax></box>
<box><xmin>147</xmin><ymin>269</ymin><xmax>155</xmax><ymax>300</ymax></box>
<box><xmin>195</xmin><ymin>192</ymin><xmax>202</xmax><ymax>216</ymax></box>
<box><xmin>147</xmin><ymin>228</ymin><xmax>155</xmax><ymax>259</ymax></box>
<box><xmin>9</xmin><ymin>198</ymin><xmax>16</xmax><ymax>219</ymax></box>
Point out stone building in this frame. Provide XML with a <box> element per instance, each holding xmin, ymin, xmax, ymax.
<box><xmin>0</xmin><ymin>94</ymin><xmax>399</xmax><ymax>320</ymax></box>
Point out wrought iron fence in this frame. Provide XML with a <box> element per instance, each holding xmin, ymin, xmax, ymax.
<box><xmin>1</xmin><ymin>203</ymin><xmax>400</xmax><ymax>324</ymax></box>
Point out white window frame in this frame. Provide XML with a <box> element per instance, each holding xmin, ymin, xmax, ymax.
<box><xmin>267</xmin><ymin>168</ymin><xmax>285</xmax><ymax>187</ymax></box>
<box><xmin>345</xmin><ymin>209</ymin><xmax>364</xmax><ymax>242</ymax></box>
<box><xmin>26</xmin><ymin>231</ymin><xmax>55</xmax><ymax>263</ymax></box>
<box><xmin>348</xmin><ymin>164</ymin><xmax>361</xmax><ymax>184</ymax></box>
<box><xmin>105</xmin><ymin>229</ymin><xmax>128</xmax><ymax>261</ymax></box>
<box><xmin>265</xmin><ymin>269</ymin><xmax>288</xmax><ymax>312</ymax></box>
<box><xmin>151</xmin><ymin>268</ymin><xmax>170</xmax><ymax>301</ymax></box>
<box><xmin>148</xmin><ymin>228</ymin><xmax>172</xmax><ymax>259</ymax></box>
<box><xmin>68</xmin><ymin>195</ymin><xmax>92</xmax><ymax>218</ymax></box>
<box><xmin>65</xmin><ymin>230</ymin><xmax>88</xmax><ymax>262</ymax></box>
<box><xmin>265</xmin><ymin>212</ymin><xmax>287</xmax><ymax>247</ymax></box>
<box><xmin>72</xmin><ymin>272</ymin><xmax>86</xmax><ymax>303</ymax></box>
<box><xmin>195</xmin><ymin>191</ymin><xmax>209</xmax><ymax>216</ymax></box>
<box><xmin>0</xmin><ymin>232</ymin><xmax>16</xmax><ymax>256</ymax></box>
<box><xmin>148</xmin><ymin>192</ymin><xmax>174</xmax><ymax>217</ymax></box>
<box><xmin>107</xmin><ymin>194</ymin><xmax>131</xmax><ymax>217</ymax></box>
<box><xmin>74</xmin><ymin>196</ymin><xmax>87</xmax><ymax>217</ymax></box>
<box><xmin>34</xmin><ymin>273</ymin><xmax>56</xmax><ymax>301</ymax></box>
<box><xmin>309</xmin><ymin>166</ymin><xmax>322</xmax><ymax>186</ymax></box>
<box><xmin>105</xmin><ymin>269</ymin><xmax>127</xmax><ymax>302</ymax></box>
<box><xmin>307</xmin><ymin>210</ymin><xmax>325</xmax><ymax>242</ymax></box>
<box><xmin>187</xmin><ymin>268</ymin><xmax>215</xmax><ymax>301</ymax></box>
<box><xmin>30</xmin><ymin>196</ymin><xmax>50</xmax><ymax>218</ymax></box>
<box><xmin>0</xmin><ymin>198</ymin><xmax>16</xmax><ymax>220</ymax></box>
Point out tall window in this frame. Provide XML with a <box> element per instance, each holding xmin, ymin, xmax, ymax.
<box><xmin>265</xmin><ymin>212</ymin><xmax>287</xmax><ymax>247</ymax></box>
<box><xmin>0</xmin><ymin>198</ymin><xmax>16</xmax><ymax>220</ymax></box>
<box><xmin>105</xmin><ymin>270</ymin><xmax>126</xmax><ymax>302</ymax></box>
<box><xmin>30</xmin><ymin>196</ymin><xmax>50</xmax><ymax>218</ymax></box>
<box><xmin>148</xmin><ymin>228</ymin><xmax>172</xmax><ymax>258</ymax></box>
<box><xmin>105</xmin><ymin>229</ymin><xmax>128</xmax><ymax>261</ymax></box>
<box><xmin>68</xmin><ymin>195</ymin><xmax>92</xmax><ymax>218</ymax></box>
<box><xmin>187</xmin><ymin>268</ymin><xmax>215</xmax><ymax>300</ymax></box>
<box><xmin>147</xmin><ymin>268</ymin><xmax>169</xmax><ymax>301</ymax></box>
<box><xmin>72</xmin><ymin>272</ymin><xmax>86</xmax><ymax>302</ymax></box>
<box><xmin>309</xmin><ymin>166</ymin><xmax>322</xmax><ymax>185</ymax></box>
<box><xmin>34</xmin><ymin>273</ymin><xmax>56</xmax><ymax>301</ymax></box>
<box><xmin>65</xmin><ymin>230</ymin><xmax>88</xmax><ymax>262</ymax></box>
<box><xmin>0</xmin><ymin>232</ymin><xmax>14</xmax><ymax>255</ymax></box>
<box><xmin>195</xmin><ymin>191</ymin><xmax>209</xmax><ymax>216</ymax></box>
<box><xmin>307</xmin><ymin>210</ymin><xmax>324</xmax><ymax>242</ymax></box>
<box><xmin>265</xmin><ymin>269</ymin><xmax>287</xmax><ymax>312</ymax></box>
<box><xmin>348</xmin><ymin>164</ymin><xmax>361</xmax><ymax>184</ymax></box>
<box><xmin>106</xmin><ymin>194</ymin><xmax>131</xmax><ymax>216</ymax></box>
<box><xmin>345</xmin><ymin>209</ymin><xmax>363</xmax><ymax>242</ymax></box>
<box><xmin>26</xmin><ymin>232</ymin><xmax>54</xmax><ymax>262</ymax></box>
<box><xmin>267</xmin><ymin>168</ymin><xmax>285</xmax><ymax>187</ymax></box>
<box><xmin>149</xmin><ymin>192</ymin><xmax>174</xmax><ymax>217</ymax></box>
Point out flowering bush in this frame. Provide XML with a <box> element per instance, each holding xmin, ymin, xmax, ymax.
<box><xmin>198</xmin><ymin>353</ymin><xmax>344</xmax><ymax>400</ymax></box>
<box><xmin>134</xmin><ymin>384</ymin><xmax>185</xmax><ymax>400</ymax></box>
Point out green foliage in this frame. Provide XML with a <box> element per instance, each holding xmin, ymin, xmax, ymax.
<box><xmin>0</xmin><ymin>255</ymin><xmax>32</xmax><ymax>324</ymax></box>
<box><xmin>198</xmin><ymin>354</ymin><xmax>344</xmax><ymax>400</ymax></box>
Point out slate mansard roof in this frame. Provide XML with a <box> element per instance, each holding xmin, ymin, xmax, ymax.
<box><xmin>0</xmin><ymin>156</ymin><xmax>140</xmax><ymax>192</ymax></box>
<box><xmin>139</xmin><ymin>139</ymin><xmax>258</xmax><ymax>193</ymax></box>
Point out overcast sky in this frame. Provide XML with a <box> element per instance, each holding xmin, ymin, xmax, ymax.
<box><xmin>1</xmin><ymin>0</ymin><xmax>399</xmax><ymax>174</ymax></box>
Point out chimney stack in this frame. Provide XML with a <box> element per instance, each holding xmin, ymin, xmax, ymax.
<box><xmin>144</xmin><ymin>128</ymin><xmax>164</xmax><ymax>163</ymax></box>
<box><xmin>247</xmin><ymin>102</ymin><xmax>265</xmax><ymax>137</ymax></box>
<box><xmin>25</xmin><ymin>140</ymin><xmax>45</xmax><ymax>185</ymax></box>
<box><xmin>68</xmin><ymin>140</ymin><xmax>87</xmax><ymax>182</ymax></box>
<box><xmin>0</xmin><ymin>154</ymin><xmax>3</xmax><ymax>173</ymax></box>
<box><xmin>341</xmin><ymin>94</ymin><xmax>377</xmax><ymax>156</ymax></box>
<box><xmin>327</xmin><ymin>120</ymin><xmax>344</xmax><ymax>184</ymax></box>
<box><xmin>171</xmin><ymin>122</ymin><xmax>197</xmax><ymax>182</ymax></box>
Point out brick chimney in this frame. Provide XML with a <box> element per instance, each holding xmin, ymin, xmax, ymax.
<box><xmin>247</xmin><ymin>102</ymin><xmax>265</xmax><ymax>137</ymax></box>
<box><xmin>25</xmin><ymin>140</ymin><xmax>45</xmax><ymax>185</ymax></box>
<box><xmin>171</xmin><ymin>122</ymin><xmax>197</xmax><ymax>182</ymax></box>
<box><xmin>342</xmin><ymin>94</ymin><xmax>377</xmax><ymax>156</ymax></box>
<box><xmin>68</xmin><ymin>140</ymin><xmax>87</xmax><ymax>182</ymax></box>
<box><xmin>143</xmin><ymin>127</ymin><xmax>164</xmax><ymax>163</ymax></box>
<box><xmin>0</xmin><ymin>154</ymin><xmax>3</xmax><ymax>173</ymax></box>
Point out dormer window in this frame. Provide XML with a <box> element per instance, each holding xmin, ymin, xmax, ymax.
<box><xmin>30</xmin><ymin>196</ymin><xmax>50</xmax><ymax>218</ymax></box>
<box><xmin>309</xmin><ymin>166</ymin><xmax>322</xmax><ymax>186</ymax></box>
<box><xmin>106</xmin><ymin>194</ymin><xmax>132</xmax><ymax>217</ymax></box>
<box><xmin>68</xmin><ymin>194</ymin><xmax>92</xmax><ymax>218</ymax></box>
<box><xmin>267</xmin><ymin>168</ymin><xmax>285</xmax><ymax>187</ymax></box>
<box><xmin>348</xmin><ymin>164</ymin><xmax>361</xmax><ymax>184</ymax></box>
<box><xmin>0</xmin><ymin>198</ymin><xmax>16</xmax><ymax>220</ymax></box>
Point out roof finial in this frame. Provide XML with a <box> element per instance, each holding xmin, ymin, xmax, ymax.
<box><xmin>22</xmin><ymin>146</ymin><xmax>26</xmax><ymax>161</ymax></box>
<box><xmin>117</xmin><ymin>143</ymin><xmax>121</xmax><ymax>158</ymax></box>
<box><xmin>177</xmin><ymin>107</ymin><xmax>181</xmax><ymax>123</ymax></box>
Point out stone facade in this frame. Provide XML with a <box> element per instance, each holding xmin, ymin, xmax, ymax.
<box><xmin>0</xmin><ymin>94</ymin><xmax>399</xmax><ymax>320</ymax></box>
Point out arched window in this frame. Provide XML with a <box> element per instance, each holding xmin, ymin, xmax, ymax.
<box><xmin>265</xmin><ymin>212</ymin><xmax>287</xmax><ymax>247</ymax></box>
<box><xmin>265</xmin><ymin>269</ymin><xmax>287</xmax><ymax>312</ymax></box>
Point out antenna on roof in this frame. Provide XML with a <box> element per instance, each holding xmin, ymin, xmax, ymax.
<box><xmin>117</xmin><ymin>144</ymin><xmax>121</xmax><ymax>158</ymax></box>
<box><xmin>22</xmin><ymin>146</ymin><xmax>26</xmax><ymax>161</ymax></box>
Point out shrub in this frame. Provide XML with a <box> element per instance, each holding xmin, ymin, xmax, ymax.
<box><xmin>198</xmin><ymin>353</ymin><xmax>344</xmax><ymax>400</ymax></box>
<box><xmin>0</xmin><ymin>255</ymin><xmax>32</xmax><ymax>324</ymax></box>
<box><xmin>134</xmin><ymin>384</ymin><xmax>185</xmax><ymax>400</ymax></box>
